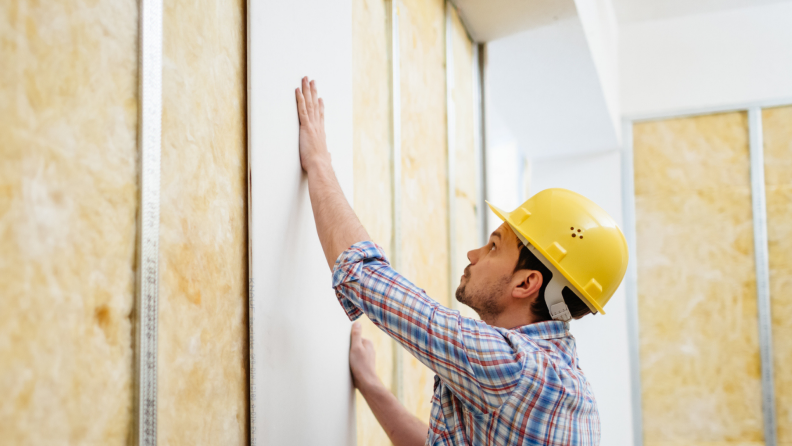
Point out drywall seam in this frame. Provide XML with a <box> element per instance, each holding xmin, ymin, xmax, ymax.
<box><xmin>445</xmin><ymin>1</ymin><xmax>457</xmax><ymax>310</ymax></box>
<box><xmin>748</xmin><ymin>108</ymin><xmax>778</xmax><ymax>446</ymax></box>
<box><xmin>621</xmin><ymin>120</ymin><xmax>644</xmax><ymax>446</ymax></box>
<box><xmin>386</xmin><ymin>0</ymin><xmax>405</xmax><ymax>403</ymax></box>
<box><xmin>477</xmin><ymin>43</ymin><xmax>489</xmax><ymax>243</ymax></box>
<box><xmin>472</xmin><ymin>44</ymin><xmax>485</xmax><ymax>247</ymax></box>
<box><xmin>135</xmin><ymin>0</ymin><xmax>163</xmax><ymax>443</ymax></box>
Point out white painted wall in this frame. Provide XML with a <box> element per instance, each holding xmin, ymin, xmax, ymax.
<box><xmin>574</xmin><ymin>0</ymin><xmax>621</xmax><ymax>138</ymax></box>
<box><xmin>621</xmin><ymin>1</ymin><xmax>792</xmax><ymax>117</ymax></box>
<box><xmin>247</xmin><ymin>1</ymin><xmax>355</xmax><ymax>444</ymax></box>
<box><xmin>531</xmin><ymin>150</ymin><xmax>634</xmax><ymax>446</ymax></box>
<box><xmin>487</xmin><ymin>17</ymin><xmax>620</xmax><ymax>160</ymax></box>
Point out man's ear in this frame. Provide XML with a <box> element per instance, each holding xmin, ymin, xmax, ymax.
<box><xmin>512</xmin><ymin>270</ymin><xmax>543</xmax><ymax>300</ymax></box>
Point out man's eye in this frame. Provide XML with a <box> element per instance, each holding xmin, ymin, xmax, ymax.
<box><xmin>490</xmin><ymin>244</ymin><xmax>496</xmax><ymax>251</ymax></box>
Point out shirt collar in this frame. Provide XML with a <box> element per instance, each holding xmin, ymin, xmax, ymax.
<box><xmin>514</xmin><ymin>320</ymin><xmax>570</xmax><ymax>340</ymax></box>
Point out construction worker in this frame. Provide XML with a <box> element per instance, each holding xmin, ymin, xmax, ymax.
<box><xmin>295</xmin><ymin>77</ymin><xmax>628</xmax><ymax>445</ymax></box>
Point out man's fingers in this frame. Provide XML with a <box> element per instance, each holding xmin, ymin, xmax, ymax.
<box><xmin>295</xmin><ymin>88</ymin><xmax>308</xmax><ymax>122</ymax></box>
<box><xmin>302</xmin><ymin>77</ymin><xmax>313</xmax><ymax>114</ymax></box>
<box><xmin>310</xmin><ymin>80</ymin><xmax>319</xmax><ymax>115</ymax></box>
<box><xmin>319</xmin><ymin>98</ymin><xmax>325</xmax><ymax>122</ymax></box>
<box><xmin>350</xmin><ymin>321</ymin><xmax>362</xmax><ymax>343</ymax></box>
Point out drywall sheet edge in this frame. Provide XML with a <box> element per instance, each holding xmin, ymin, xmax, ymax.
<box><xmin>248</xmin><ymin>1</ymin><xmax>355</xmax><ymax>444</ymax></box>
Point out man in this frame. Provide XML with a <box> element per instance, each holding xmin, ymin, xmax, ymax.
<box><xmin>295</xmin><ymin>77</ymin><xmax>628</xmax><ymax>445</ymax></box>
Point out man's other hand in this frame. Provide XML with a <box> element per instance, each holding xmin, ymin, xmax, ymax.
<box><xmin>349</xmin><ymin>321</ymin><xmax>380</xmax><ymax>391</ymax></box>
<box><xmin>295</xmin><ymin>76</ymin><xmax>330</xmax><ymax>172</ymax></box>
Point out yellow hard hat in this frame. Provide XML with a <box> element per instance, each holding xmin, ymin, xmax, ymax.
<box><xmin>487</xmin><ymin>188</ymin><xmax>628</xmax><ymax>315</ymax></box>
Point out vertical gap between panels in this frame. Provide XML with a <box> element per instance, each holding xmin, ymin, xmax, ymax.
<box><xmin>386</xmin><ymin>0</ymin><xmax>404</xmax><ymax>403</ymax></box>
<box><xmin>621</xmin><ymin>120</ymin><xmax>644</xmax><ymax>446</ymax></box>
<box><xmin>749</xmin><ymin>107</ymin><xmax>778</xmax><ymax>446</ymax></box>
<box><xmin>445</xmin><ymin>1</ymin><xmax>457</xmax><ymax>310</ymax></box>
<box><xmin>477</xmin><ymin>43</ymin><xmax>488</xmax><ymax>245</ymax></box>
<box><xmin>135</xmin><ymin>0</ymin><xmax>163</xmax><ymax>444</ymax></box>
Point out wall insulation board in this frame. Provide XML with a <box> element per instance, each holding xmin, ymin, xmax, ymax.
<box><xmin>763</xmin><ymin>105</ymin><xmax>792</xmax><ymax>446</ymax></box>
<box><xmin>247</xmin><ymin>0</ymin><xmax>355</xmax><ymax>444</ymax></box>
<box><xmin>351</xmin><ymin>0</ymin><xmax>395</xmax><ymax>444</ymax></box>
<box><xmin>0</xmin><ymin>1</ymin><xmax>138</xmax><ymax>443</ymax></box>
<box><xmin>633</xmin><ymin>113</ymin><xmax>764</xmax><ymax>446</ymax></box>
<box><xmin>158</xmin><ymin>0</ymin><xmax>248</xmax><ymax>443</ymax></box>
<box><xmin>450</xmin><ymin>6</ymin><xmax>480</xmax><ymax>321</ymax></box>
<box><xmin>398</xmin><ymin>0</ymin><xmax>451</xmax><ymax>422</ymax></box>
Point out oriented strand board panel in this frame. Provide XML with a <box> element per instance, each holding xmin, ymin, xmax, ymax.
<box><xmin>351</xmin><ymin>0</ymin><xmax>395</xmax><ymax>444</ymax></box>
<box><xmin>399</xmin><ymin>0</ymin><xmax>450</xmax><ymax>422</ymax></box>
<box><xmin>0</xmin><ymin>0</ymin><xmax>138</xmax><ymax>443</ymax></box>
<box><xmin>450</xmin><ymin>6</ymin><xmax>480</xmax><ymax>321</ymax></box>
<box><xmin>763</xmin><ymin>105</ymin><xmax>792</xmax><ymax>446</ymax></box>
<box><xmin>633</xmin><ymin>113</ymin><xmax>764</xmax><ymax>446</ymax></box>
<box><xmin>247</xmin><ymin>0</ymin><xmax>355</xmax><ymax>444</ymax></box>
<box><xmin>158</xmin><ymin>0</ymin><xmax>248</xmax><ymax>444</ymax></box>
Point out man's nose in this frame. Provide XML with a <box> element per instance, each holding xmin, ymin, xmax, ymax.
<box><xmin>467</xmin><ymin>248</ymin><xmax>478</xmax><ymax>265</ymax></box>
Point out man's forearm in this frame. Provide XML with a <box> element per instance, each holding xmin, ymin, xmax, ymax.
<box><xmin>358</xmin><ymin>381</ymin><xmax>429</xmax><ymax>446</ymax></box>
<box><xmin>306</xmin><ymin>157</ymin><xmax>370</xmax><ymax>270</ymax></box>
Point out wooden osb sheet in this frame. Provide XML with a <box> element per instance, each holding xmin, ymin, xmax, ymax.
<box><xmin>633</xmin><ymin>112</ymin><xmax>764</xmax><ymax>446</ymax></box>
<box><xmin>763</xmin><ymin>105</ymin><xmax>792</xmax><ymax>446</ymax></box>
<box><xmin>158</xmin><ymin>0</ymin><xmax>248</xmax><ymax>443</ymax></box>
<box><xmin>399</xmin><ymin>0</ymin><xmax>449</xmax><ymax>423</ymax></box>
<box><xmin>450</xmin><ymin>6</ymin><xmax>480</xmax><ymax>320</ymax></box>
<box><xmin>352</xmin><ymin>0</ymin><xmax>395</xmax><ymax>444</ymax></box>
<box><xmin>0</xmin><ymin>1</ymin><xmax>138</xmax><ymax>443</ymax></box>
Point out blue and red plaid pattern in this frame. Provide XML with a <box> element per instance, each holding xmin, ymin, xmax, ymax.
<box><xmin>333</xmin><ymin>241</ymin><xmax>601</xmax><ymax>445</ymax></box>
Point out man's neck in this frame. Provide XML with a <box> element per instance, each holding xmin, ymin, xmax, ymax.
<box><xmin>484</xmin><ymin>309</ymin><xmax>544</xmax><ymax>330</ymax></box>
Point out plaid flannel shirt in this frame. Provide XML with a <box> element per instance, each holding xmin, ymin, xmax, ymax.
<box><xmin>333</xmin><ymin>241</ymin><xmax>601</xmax><ymax>446</ymax></box>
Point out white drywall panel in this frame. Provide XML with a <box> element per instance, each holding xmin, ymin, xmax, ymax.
<box><xmin>247</xmin><ymin>1</ymin><xmax>355</xmax><ymax>445</ymax></box>
<box><xmin>621</xmin><ymin>1</ymin><xmax>792</xmax><ymax>117</ymax></box>
<box><xmin>531</xmin><ymin>150</ymin><xmax>634</xmax><ymax>446</ymax></box>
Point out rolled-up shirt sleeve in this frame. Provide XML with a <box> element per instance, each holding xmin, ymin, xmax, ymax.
<box><xmin>332</xmin><ymin>241</ymin><xmax>524</xmax><ymax>413</ymax></box>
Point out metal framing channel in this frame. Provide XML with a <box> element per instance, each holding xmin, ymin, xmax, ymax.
<box><xmin>445</xmin><ymin>1</ymin><xmax>457</xmax><ymax>309</ymax></box>
<box><xmin>135</xmin><ymin>0</ymin><xmax>163</xmax><ymax>444</ymax></box>
<box><xmin>386</xmin><ymin>0</ymin><xmax>404</xmax><ymax>403</ymax></box>
<box><xmin>621</xmin><ymin>120</ymin><xmax>644</xmax><ymax>446</ymax></box>
<box><xmin>748</xmin><ymin>108</ymin><xmax>778</xmax><ymax>446</ymax></box>
<box><xmin>476</xmin><ymin>43</ymin><xmax>488</xmax><ymax>244</ymax></box>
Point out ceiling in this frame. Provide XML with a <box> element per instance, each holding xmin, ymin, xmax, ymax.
<box><xmin>453</xmin><ymin>0</ymin><xmax>577</xmax><ymax>42</ymax></box>
<box><xmin>611</xmin><ymin>0</ymin><xmax>791</xmax><ymax>24</ymax></box>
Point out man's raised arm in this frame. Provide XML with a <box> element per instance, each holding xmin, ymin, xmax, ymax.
<box><xmin>296</xmin><ymin>77</ymin><xmax>370</xmax><ymax>269</ymax></box>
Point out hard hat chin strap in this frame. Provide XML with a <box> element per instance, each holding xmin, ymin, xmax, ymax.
<box><xmin>543</xmin><ymin>276</ymin><xmax>572</xmax><ymax>322</ymax></box>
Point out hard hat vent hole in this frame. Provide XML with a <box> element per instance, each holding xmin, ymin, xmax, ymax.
<box><xmin>570</xmin><ymin>227</ymin><xmax>574</xmax><ymax>230</ymax></box>
<box><xmin>572</xmin><ymin>234</ymin><xmax>576</xmax><ymax>237</ymax></box>
<box><xmin>579</xmin><ymin>236</ymin><xmax>583</xmax><ymax>239</ymax></box>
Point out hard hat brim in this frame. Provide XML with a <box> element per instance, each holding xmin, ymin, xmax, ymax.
<box><xmin>485</xmin><ymin>200</ymin><xmax>606</xmax><ymax>315</ymax></box>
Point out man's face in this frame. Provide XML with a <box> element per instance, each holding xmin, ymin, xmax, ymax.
<box><xmin>455</xmin><ymin>223</ymin><xmax>521</xmax><ymax>319</ymax></box>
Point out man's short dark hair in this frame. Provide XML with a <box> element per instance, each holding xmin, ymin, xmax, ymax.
<box><xmin>514</xmin><ymin>239</ymin><xmax>593</xmax><ymax>321</ymax></box>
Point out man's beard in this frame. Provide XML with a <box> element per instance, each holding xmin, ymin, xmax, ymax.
<box><xmin>455</xmin><ymin>266</ymin><xmax>509</xmax><ymax>320</ymax></box>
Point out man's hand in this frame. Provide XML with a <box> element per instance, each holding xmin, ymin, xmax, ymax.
<box><xmin>295</xmin><ymin>76</ymin><xmax>330</xmax><ymax>172</ymax></box>
<box><xmin>349</xmin><ymin>322</ymin><xmax>381</xmax><ymax>391</ymax></box>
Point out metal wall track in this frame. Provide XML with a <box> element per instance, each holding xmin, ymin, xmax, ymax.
<box><xmin>386</xmin><ymin>0</ymin><xmax>404</xmax><ymax>402</ymax></box>
<box><xmin>620</xmin><ymin>121</ymin><xmax>644</xmax><ymax>446</ymax></box>
<box><xmin>749</xmin><ymin>107</ymin><xmax>778</xmax><ymax>446</ymax></box>
<box><xmin>135</xmin><ymin>0</ymin><xmax>163</xmax><ymax>444</ymax></box>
